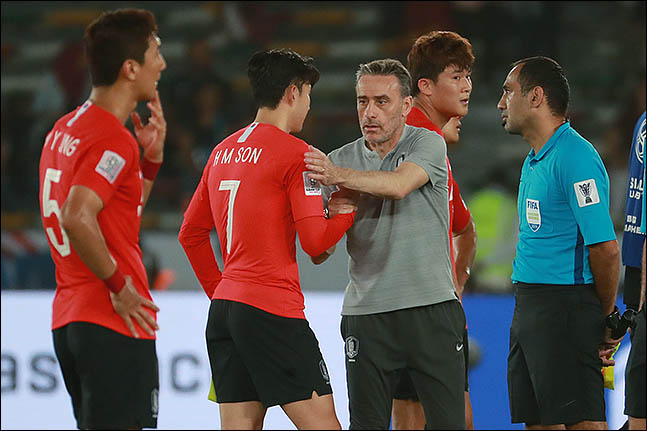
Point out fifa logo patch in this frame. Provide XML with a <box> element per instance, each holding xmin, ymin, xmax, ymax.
<box><xmin>345</xmin><ymin>336</ymin><xmax>359</xmax><ymax>362</ymax></box>
<box><xmin>319</xmin><ymin>359</ymin><xmax>330</xmax><ymax>384</ymax></box>
<box><xmin>95</xmin><ymin>150</ymin><xmax>126</xmax><ymax>184</ymax></box>
<box><xmin>573</xmin><ymin>179</ymin><xmax>600</xmax><ymax>207</ymax></box>
<box><xmin>526</xmin><ymin>199</ymin><xmax>541</xmax><ymax>232</ymax></box>
<box><xmin>303</xmin><ymin>171</ymin><xmax>322</xmax><ymax>196</ymax></box>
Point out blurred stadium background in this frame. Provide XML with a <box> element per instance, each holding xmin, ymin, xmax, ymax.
<box><xmin>1</xmin><ymin>1</ymin><xmax>645</xmax><ymax>429</ymax></box>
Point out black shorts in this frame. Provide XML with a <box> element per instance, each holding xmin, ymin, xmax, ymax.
<box><xmin>508</xmin><ymin>283</ymin><xmax>605</xmax><ymax>425</ymax></box>
<box><xmin>342</xmin><ymin>300</ymin><xmax>466</xmax><ymax>430</ymax></box>
<box><xmin>52</xmin><ymin>321</ymin><xmax>159</xmax><ymax>429</ymax></box>
<box><xmin>206</xmin><ymin>299</ymin><xmax>332</xmax><ymax>408</ymax></box>
<box><xmin>625</xmin><ymin>306</ymin><xmax>646</xmax><ymax>419</ymax></box>
<box><xmin>393</xmin><ymin>327</ymin><xmax>470</xmax><ymax>400</ymax></box>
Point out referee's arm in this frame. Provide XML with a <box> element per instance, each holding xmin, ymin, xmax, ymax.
<box><xmin>588</xmin><ymin>239</ymin><xmax>620</xmax><ymax>316</ymax></box>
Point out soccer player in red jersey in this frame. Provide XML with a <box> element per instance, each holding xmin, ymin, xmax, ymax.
<box><xmin>38</xmin><ymin>8</ymin><xmax>167</xmax><ymax>430</ymax></box>
<box><xmin>391</xmin><ymin>31</ymin><xmax>478</xmax><ymax>430</ymax></box>
<box><xmin>178</xmin><ymin>48</ymin><xmax>356</xmax><ymax>430</ymax></box>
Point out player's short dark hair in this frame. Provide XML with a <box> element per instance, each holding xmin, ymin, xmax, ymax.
<box><xmin>84</xmin><ymin>8</ymin><xmax>158</xmax><ymax>87</ymax></box>
<box><xmin>407</xmin><ymin>31</ymin><xmax>474</xmax><ymax>97</ymax></box>
<box><xmin>512</xmin><ymin>56</ymin><xmax>570</xmax><ymax>117</ymax></box>
<box><xmin>247</xmin><ymin>48</ymin><xmax>320</xmax><ymax>109</ymax></box>
<box><xmin>355</xmin><ymin>59</ymin><xmax>412</xmax><ymax>98</ymax></box>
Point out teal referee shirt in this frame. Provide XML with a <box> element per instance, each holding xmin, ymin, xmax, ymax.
<box><xmin>512</xmin><ymin>122</ymin><xmax>616</xmax><ymax>285</ymax></box>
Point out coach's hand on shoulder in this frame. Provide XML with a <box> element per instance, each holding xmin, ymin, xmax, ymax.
<box><xmin>110</xmin><ymin>275</ymin><xmax>160</xmax><ymax>338</ymax></box>
<box><xmin>132</xmin><ymin>90</ymin><xmax>166</xmax><ymax>163</ymax></box>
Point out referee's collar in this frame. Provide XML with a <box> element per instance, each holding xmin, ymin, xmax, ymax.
<box><xmin>530</xmin><ymin>121</ymin><xmax>570</xmax><ymax>161</ymax></box>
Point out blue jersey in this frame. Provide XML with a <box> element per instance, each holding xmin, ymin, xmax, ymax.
<box><xmin>512</xmin><ymin>122</ymin><xmax>616</xmax><ymax>285</ymax></box>
<box><xmin>622</xmin><ymin>111</ymin><xmax>646</xmax><ymax>268</ymax></box>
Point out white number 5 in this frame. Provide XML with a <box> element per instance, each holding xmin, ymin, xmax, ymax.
<box><xmin>218</xmin><ymin>180</ymin><xmax>240</xmax><ymax>254</ymax></box>
<box><xmin>42</xmin><ymin>168</ymin><xmax>71</xmax><ymax>256</ymax></box>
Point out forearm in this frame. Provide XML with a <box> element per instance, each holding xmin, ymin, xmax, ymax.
<box><xmin>296</xmin><ymin>213</ymin><xmax>354</xmax><ymax>257</ymax></box>
<box><xmin>140</xmin><ymin>158</ymin><xmax>162</xmax><ymax>208</ymax></box>
<box><xmin>178</xmin><ymin>223</ymin><xmax>221</xmax><ymax>298</ymax></box>
<box><xmin>63</xmin><ymin>215</ymin><xmax>116</xmax><ymax>279</ymax></box>
<box><xmin>142</xmin><ymin>179</ymin><xmax>154</xmax><ymax>208</ymax></box>
<box><xmin>589</xmin><ymin>240</ymin><xmax>620</xmax><ymax>315</ymax></box>
<box><xmin>335</xmin><ymin>167</ymin><xmax>408</xmax><ymax>200</ymax></box>
<box><xmin>310</xmin><ymin>244</ymin><xmax>336</xmax><ymax>265</ymax></box>
<box><xmin>453</xmin><ymin>219</ymin><xmax>477</xmax><ymax>290</ymax></box>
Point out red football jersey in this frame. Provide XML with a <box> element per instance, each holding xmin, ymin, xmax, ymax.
<box><xmin>38</xmin><ymin>101</ymin><xmax>154</xmax><ymax>339</ymax></box>
<box><xmin>180</xmin><ymin>122</ymin><xmax>343</xmax><ymax>319</ymax></box>
<box><xmin>406</xmin><ymin>107</ymin><xmax>472</xmax><ymax>270</ymax></box>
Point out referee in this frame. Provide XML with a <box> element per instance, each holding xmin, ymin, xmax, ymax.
<box><xmin>497</xmin><ymin>56</ymin><xmax>623</xmax><ymax>429</ymax></box>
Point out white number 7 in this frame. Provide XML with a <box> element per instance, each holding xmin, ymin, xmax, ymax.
<box><xmin>218</xmin><ymin>180</ymin><xmax>240</xmax><ymax>254</ymax></box>
<box><xmin>42</xmin><ymin>168</ymin><xmax>71</xmax><ymax>256</ymax></box>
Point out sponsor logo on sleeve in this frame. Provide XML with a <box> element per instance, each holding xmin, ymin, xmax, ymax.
<box><xmin>526</xmin><ymin>199</ymin><xmax>541</xmax><ymax>232</ymax></box>
<box><xmin>95</xmin><ymin>150</ymin><xmax>126</xmax><ymax>184</ymax></box>
<box><xmin>574</xmin><ymin>179</ymin><xmax>600</xmax><ymax>207</ymax></box>
<box><xmin>303</xmin><ymin>171</ymin><xmax>322</xmax><ymax>196</ymax></box>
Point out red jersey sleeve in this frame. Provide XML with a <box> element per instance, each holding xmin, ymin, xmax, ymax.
<box><xmin>295</xmin><ymin>213</ymin><xmax>355</xmax><ymax>257</ymax></box>
<box><xmin>285</xmin><ymin>144</ymin><xmax>329</xmax><ymax>222</ymax></box>
<box><xmin>179</xmin><ymin>159</ymin><xmax>222</xmax><ymax>298</ymax></box>
<box><xmin>70</xmin><ymin>133</ymin><xmax>137</xmax><ymax>205</ymax></box>
<box><xmin>452</xmin><ymin>178</ymin><xmax>471</xmax><ymax>234</ymax></box>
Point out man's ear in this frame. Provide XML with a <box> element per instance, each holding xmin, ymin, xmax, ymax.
<box><xmin>529</xmin><ymin>86</ymin><xmax>544</xmax><ymax>109</ymax></box>
<box><xmin>284</xmin><ymin>84</ymin><xmax>298</xmax><ymax>106</ymax></box>
<box><xmin>417</xmin><ymin>78</ymin><xmax>433</xmax><ymax>96</ymax></box>
<box><xmin>121</xmin><ymin>59</ymin><xmax>139</xmax><ymax>82</ymax></box>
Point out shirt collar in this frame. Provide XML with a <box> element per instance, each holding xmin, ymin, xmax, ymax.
<box><xmin>530</xmin><ymin>121</ymin><xmax>570</xmax><ymax>161</ymax></box>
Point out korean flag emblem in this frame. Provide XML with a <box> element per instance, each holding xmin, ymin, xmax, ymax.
<box><xmin>526</xmin><ymin>199</ymin><xmax>541</xmax><ymax>232</ymax></box>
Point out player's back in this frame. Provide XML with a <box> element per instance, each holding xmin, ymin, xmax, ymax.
<box><xmin>204</xmin><ymin>122</ymin><xmax>317</xmax><ymax>318</ymax></box>
<box><xmin>38</xmin><ymin>101</ymin><xmax>150</xmax><ymax>335</ymax></box>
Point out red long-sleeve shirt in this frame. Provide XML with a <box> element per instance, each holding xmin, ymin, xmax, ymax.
<box><xmin>179</xmin><ymin>122</ymin><xmax>354</xmax><ymax>319</ymax></box>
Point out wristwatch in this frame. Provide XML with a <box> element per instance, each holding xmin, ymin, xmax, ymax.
<box><xmin>605</xmin><ymin>306</ymin><xmax>621</xmax><ymax>331</ymax></box>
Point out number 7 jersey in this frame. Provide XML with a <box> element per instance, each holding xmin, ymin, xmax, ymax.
<box><xmin>180</xmin><ymin>122</ymin><xmax>332</xmax><ymax>319</ymax></box>
<box><xmin>38</xmin><ymin>101</ymin><xmax>153</xmax><ymax>338</ymax></box>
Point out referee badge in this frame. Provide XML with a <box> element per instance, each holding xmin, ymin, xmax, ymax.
<box><xmin>526</xmin><ymin>199</ymin><xmax>541</xmax><ymax>232</ymax></box>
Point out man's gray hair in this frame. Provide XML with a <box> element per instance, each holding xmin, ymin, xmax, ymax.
<box><xmin>355</xmin><ymin>59</ymin><xmax>412</xmax><ymax>98</ymax></box>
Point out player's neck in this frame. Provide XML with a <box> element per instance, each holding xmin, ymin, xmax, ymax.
<box><xmin>254</xmin><ymin>106</ymin><xmax>292</xmax><ymax>134</ymax></box>
<box><xmin>523</xmin><ymin>114</ymin><xmax>567</xmax><ymax>154</ymax></box>
<box><xmin>413</xmin><ymin>96</ymin><xmax>449</xmax><ymax>130</ymax></box>
<box><xmin>88</xmin><ymin>85</ymin><xmax>138</xmax><ymax>124</ymax></box>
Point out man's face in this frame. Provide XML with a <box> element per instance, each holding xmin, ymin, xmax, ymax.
<box><xmin>356</xmin><ymin>74</ymin><xmax>411</xmax><ymax>146</ymax></box>
<box><xmin>426</xmin><ymin>65</ymin><xmax>472</xmax><ymax>119</ymax></box>
<box><xmin>497</xmin><ymin>65</ymin><xmax>529</xmax><ymax>135</ymax></box>
<box><xmin>290</xmin><ymin>83</ymin><xmax>312</xmax><ymax>133</ymax></box>
<box><xmin>137</xmin><ymin>35</ymin><xmax>166</xmax><ymax>101</ymax></box>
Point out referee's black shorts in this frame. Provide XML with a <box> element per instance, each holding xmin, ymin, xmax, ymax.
<box><xmin>52</xmin><ymin>321</ymin><xmax>159</xmax><ymax>430</ymax></box>
<box><xmin>206</xmin><ymin>299</ymin><xmax>332</xmax><ymax>408</ymax></box>
<box><xmin>625</xmin><ymin>306</ymin><xmax>646</xmax><ymax>419</ymax></box>
<box><xmin>508</xmin><ymin>283</ymin><xmax>605</xmax><ymax>425</ymax></box>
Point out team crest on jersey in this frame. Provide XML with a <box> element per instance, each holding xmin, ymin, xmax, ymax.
<box><xmin>95</xmin><ymin>150</ymin><xmax>126</xmax><ymax>184</ymax></box>
<box><xmin>635</xmin><ymin>117</ymin><xmax>645</xmax><ymax>164</ymax></box>
<box><xmin>303</xmin><ymin>171</ymin><xmax>322</xmax><ymax>196</ymax></box>
<box><xmin>573</xmin><ymin>179</ymin><xmax>600</xmax><ymax>207</ymax></box>
<box><xmin>526</xmin><ymin>199</ymin><xmax>541</xmax><ymax>232</ymax></box>
<box><xmin>319</xmin><ymin>359</ymin><xmax>330</xmax><ymax>384</ymax></box>
<box><xmin>345</xmin><ymin>336</ymin><xmax>359</xmax><ymax>361</ymax></box>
